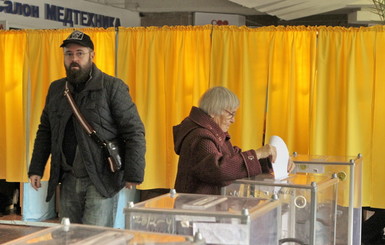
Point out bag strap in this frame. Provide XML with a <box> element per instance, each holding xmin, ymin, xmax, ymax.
<box><xmin>63</xmin><ymin>81</ymin><xmax>105</xmax><ymax>147</ymax></box>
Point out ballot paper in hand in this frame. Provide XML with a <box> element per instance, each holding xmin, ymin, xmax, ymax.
<box><xmin>269</xmin><ymin>135</ymin><xmax>289</xmax><ymax>179</ymax></box>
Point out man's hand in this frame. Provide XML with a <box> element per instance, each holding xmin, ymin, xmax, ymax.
<box><xmin>125</xmin><ymin>182</ymin><xmax>139</xmax><ymax>190</ymax></box>
<box><xmin>29</xmin><ymin>175</ymin><xmax>42</xmax><ymax>191</ymax></box>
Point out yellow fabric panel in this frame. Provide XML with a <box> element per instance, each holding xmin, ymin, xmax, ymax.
<box><xmin>83</xmin><ymin>27</ymin><xmax>116</xmax><ymax>76</ymax></box>
<box><xmin>117</xmin><ymin>26</ymin><xmax>212</xmax><ymax>189</ymax></box>
<box><xmin>263</xmin><ymin>26</ymin><xmax>317</xmax><ymax>155</ymax></box>
<box><xmin>369</xmin><ymin>26</ymin><xmax>385</xmax><ymax>208</ymax></box>
<box><xmin>0</xmin><ymin>31</ymin><xmax>7</xmax><ymax>179</ymax></box>
<box><xmin>312</xmin><ymin>26</ymin><xmax>378</xmax><ymax>206</ymax></box>
<box><xmin>26</xmin><ymin>29</ymin><xmax>68</xmax><ymax>182</ymax></box>
<box><xmin>210</xmin><ymin>26</ymin><xmax>316</xmax><ymax>156</ymax></box>
<box><xmin>0</xmin><ymin>30</ymin><xmax>27</xmax><ymax>181</ymax></box>
<box><xmin>210</xmin><ymin>26</ymin><xmax>270</xmax><ymax>150</ymax></box>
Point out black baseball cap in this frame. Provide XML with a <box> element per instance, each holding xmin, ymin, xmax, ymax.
<box><xmin>60</xmin><ymin>30</ymin><xmax>94</xmax><ymax>50</ymax></box>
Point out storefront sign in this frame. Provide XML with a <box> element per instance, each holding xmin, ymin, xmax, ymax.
<box><xmin>0</xmin><ymin>0</ymin><xmax>140</xmax><ymax>29</ymax></box>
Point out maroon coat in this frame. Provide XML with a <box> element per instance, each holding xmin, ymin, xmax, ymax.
<box><xmin>173</xmin><ymin>106</ymin><xmax>273</xmax><ymax>195</ymax></box>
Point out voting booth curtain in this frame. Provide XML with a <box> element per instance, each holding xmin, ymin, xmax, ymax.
<box><xmin>1</xmin><ymin>26</ymin><xmax>385</xmax><ymax>221</ymax></box>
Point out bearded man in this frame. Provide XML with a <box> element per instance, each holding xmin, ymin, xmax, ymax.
<box><xmin>28</xmin><ymin>30</ymin><xmax>146</xmax><ymax>227</ymax></box>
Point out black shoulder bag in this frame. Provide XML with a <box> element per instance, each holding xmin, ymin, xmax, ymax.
<box><xmin>63</xmin><ymin>81</ymin><xmax>123</xmax><ymax>173</ymax></box>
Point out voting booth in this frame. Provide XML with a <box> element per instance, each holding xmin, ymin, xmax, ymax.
<box><xmin>124</xmin><ymin>190</ymin><xmax>281</xmax><ymax>245</ymax></box>
<box><xmin>3</xmin><ymin>222</ymin><xmax>205</xmax><ymax>245</ymax></box>
<box><xmin>222</xmin><ymin>173</ymin><xmax>339</xmax><ymax>245</ymax></box>
<box><xmin>292</xmin><ymin>154</ymin><xmax>362</xmax><ymax>245</ymax></box>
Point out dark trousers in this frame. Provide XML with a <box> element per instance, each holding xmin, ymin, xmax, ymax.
<box><xmin>60</xmin><ymin>173</ymin><xmax>118</xmax><ymax>227</ymax></box>
<box><xmin>362</xmin><ymin>208</ymin><xmax>385</xmax><ymax>243</ymax></box>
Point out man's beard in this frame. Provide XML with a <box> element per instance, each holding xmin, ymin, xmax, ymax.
<box><xmin>65</xmin><ymin>60</ymin><xmax>92</xmax><ymax>84</ymax></box>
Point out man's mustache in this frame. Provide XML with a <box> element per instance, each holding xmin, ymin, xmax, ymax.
<box><xmin>70</xmin><ymin>63</ymin><xmax>80</xmax><ymax>68</ymax></box>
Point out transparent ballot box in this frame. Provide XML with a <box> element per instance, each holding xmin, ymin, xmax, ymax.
<box><xmin>221</xmin><ymin>173</ymin><xmax>339</xmax><ymax>245</ymax></box>
<box><xmin>292</xmin><ymin>154</ymin><xmax>362</xmax><ymax>245</ymax></box>
<box><xmin>124</xmin><ymin>190</ymin><xmax>281</xmax><ymax>245</ymax></box>
<box><xmin>3</xmin><ymin>223</ymin><xmax>205</xmax><ymax>245</ymax></box>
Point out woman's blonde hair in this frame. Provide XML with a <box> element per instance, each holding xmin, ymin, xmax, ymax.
<box><xmin>199</xmin><ymin>86</ymin><xmax>239</xmax><ymax>116</ymax></box>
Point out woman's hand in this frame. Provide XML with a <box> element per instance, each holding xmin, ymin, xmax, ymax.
<box><xmin>255</xmin><ymin>144</ymin><xmax>277</xmax><ymax>163</ymax></box>
<box><xmin>287</xmin><ymin>157</ymin><xmax>295</xmax><ymax>173</ymax></box>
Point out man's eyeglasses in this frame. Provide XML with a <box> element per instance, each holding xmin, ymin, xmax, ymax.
<box><xmin>64</xmin><ymin>51</ymin><xmax>90</xmax><ymax>59</ymax></box>
<box><xmin>224</xmin><ymin>109</ymin><xmax>236</xmax><ymax>119</ymax></box>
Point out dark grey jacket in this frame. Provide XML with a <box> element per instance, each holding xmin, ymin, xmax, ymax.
<box><xmin>28</xmin><ymin>64</ymin><xmax>146</xmax><ymax>202</ymax></box>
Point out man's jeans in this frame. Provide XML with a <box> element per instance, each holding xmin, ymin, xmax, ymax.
<box><xmin>60</xmin><ymin>173</ymin><xmax>118</xmax><ymax>227</ymax></box>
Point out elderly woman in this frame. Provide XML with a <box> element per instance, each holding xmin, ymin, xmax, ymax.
<box><xmin>173</xmin><ymin>86</ymin><xmax>277</xmax><ymax>195</ymax></box>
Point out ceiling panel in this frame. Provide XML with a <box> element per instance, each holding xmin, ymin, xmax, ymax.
<box><xmin>84</xmin><ymin>0</ymin><xmax>263</xmax><ymax>15</ymax></box>
<box><xmin>83</xmin><ymin>0</ymin><xmax>379</xmax><ymax>24</ymax></box>
<box><xmin>257</xmin><ymin>0</ymin><xmax>306</xmax><ymax>12</ymax></box>
<box><xmin>229</xmin><ymin>0</ymin><xmax>375</xmax><ymax>20</ymax></box>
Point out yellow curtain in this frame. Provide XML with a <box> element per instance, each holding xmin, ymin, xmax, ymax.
<box><xmin>0</xmin><ymin>31</ymin><xmax>4</xmax><ymax>179</ymax></box>
<box><xmin>371</xmin><ymin>26</ymin><xmax>385</xmax><ymax>208</ymax></box>
<box><xmin>312</xmin><ymin>26</ymin><xmax>385</xmax><ymax>207</ymax></box>
<box><xmin>264</xmin><ymin>26</ymin><xmax>317</xmax><ymax>154</ymax></box>
<box><xmin>210</xmin><ymin>26</ymin><xmax>269</xmax><ymax>150</ymax></box>
<box><xmin>0</xmin><ymin>30</ymin><xmax>26</xmax><ymax>181</ymax></box>
<box><xmin>210</xmin><ymin>26</ymin><xmax>316</xmax><ymax>155</ymax></box>
<box><xmin>117</xmin><ymin>26</ymin><xmax>212</xmax><ymax>189</ymax></box>
<box><xmin>2</xmin><ymin>25</ymin><xmax>385</xmax><ymax>208</ymax></box>
<box><xmin>25</xmin><ymin>29</ymin><xmax>68</xmax><ymax>182</ymax></box>
<box><xmin>86</xmin><ymin>28</ymin><xmax>116</xmax><ymax>76</ymax></box>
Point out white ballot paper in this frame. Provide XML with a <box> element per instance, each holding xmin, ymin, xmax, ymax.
<box><xmin>269</xmin><ymin>135</ymin><xmax>289</xmax><ymax>179</ymax></box>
